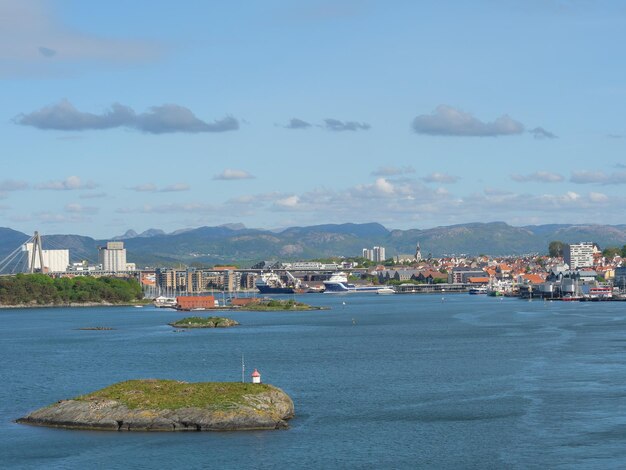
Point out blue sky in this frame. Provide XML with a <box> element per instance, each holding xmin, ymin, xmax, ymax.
<box><xmin>1</xmin><ymin>0</ymin><xmax>626</xmax><ymax>238</ymax></box>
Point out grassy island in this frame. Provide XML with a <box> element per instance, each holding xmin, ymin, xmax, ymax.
<box><xmin>168</xmin><ymin>316</ymin><xmax>239</xmax><ymax>328</ymax></box>
<box><xmin>0</xmin><ymin>273</ymin><xmax>143</xmax><ymax>307</ymax></box>
<box><xmin>79</xmin><ymin>380</ymin><xmax>271</xmax><ymax>410</ymax></box>
<box><xmin>238</xmin><ymin>299</ymin><xmax>324</xmax><ymax>311</ymax></box>
<box><xmin>17</xmin><ymin>379</ymin><xmax>294</xmax><ymax>432</ymax></box>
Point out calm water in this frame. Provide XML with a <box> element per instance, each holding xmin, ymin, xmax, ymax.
<box><xmin>2</xmin><ymin>294</ymin><xmax>626</xmax><ymax>469</ymax></box>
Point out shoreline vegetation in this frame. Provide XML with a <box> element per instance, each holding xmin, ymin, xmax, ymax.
<box><xmin>232</xmin><ymin>299</ymin><xmax>326</xmax><ymax>311</ymax></box>
<box><xmin>0</xmin><ymin>274</ymin><xmax>144</xmax><ymax>308</ymax></box>
<box><xmin>17</xmin><ymin>379</ymin><xmax>294</xmax><ymax>431</ymax></box>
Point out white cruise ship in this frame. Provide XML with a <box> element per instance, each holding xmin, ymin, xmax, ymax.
<box><xmin>323</xmin><ymin>272</ymin><xmax>380</xmax><ymax>293</ymax></box>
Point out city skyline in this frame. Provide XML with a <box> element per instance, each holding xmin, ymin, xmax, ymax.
<box><xmin>2</xmin><ymin>1</ymin><xmax>626</xmax><ymax>238</ymax></box>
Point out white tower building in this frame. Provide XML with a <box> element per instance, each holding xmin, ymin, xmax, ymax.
<box><xmin>98</xmin><ymin>241</ymin><xmax>127</xmax><ymax>272</ymax></box>
<box><xmin>23</xmin><ymin>243</ymin><xmax>69</xmax><ymax>273</ymax></box>
<box><xmin>564</xmin><ymin>242</ymin><xmax>595</xmax><ymax>269</ymax></box>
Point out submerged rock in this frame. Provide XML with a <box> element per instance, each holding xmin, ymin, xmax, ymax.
<box><xmin>17</xmin><ymin>379</ymin><xmax>294</xmax><ymax>432</ymax></box>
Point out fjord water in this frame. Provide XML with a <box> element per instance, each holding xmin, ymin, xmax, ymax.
<box><xmin>2</xmin><ymin>295</ymin><xmax>626</xmax><ymax>469</ymax></box>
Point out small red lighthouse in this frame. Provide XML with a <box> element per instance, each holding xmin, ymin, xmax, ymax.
<box><xmin>251</xmin><ymin>368</ymin><xmax>261</xmax><ymax>384</ymax></box>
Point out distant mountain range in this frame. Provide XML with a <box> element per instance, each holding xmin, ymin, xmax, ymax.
<box><xmin>2</xmin><ymin>222</ymin><xmax>626</xmax><ymax>267</ymax></box>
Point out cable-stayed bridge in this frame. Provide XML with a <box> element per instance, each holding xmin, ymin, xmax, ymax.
<box><xmin>0</xmin><ymin>231</ymin><xmax>47</xmax><ymax>275</ymax></box>
<box><xmin>0</xmin><ymin>231</ymin><xmax>97</xmax><ymax>276</ymax></box>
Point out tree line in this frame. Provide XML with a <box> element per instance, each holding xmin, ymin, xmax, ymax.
<box><xmin>549</xmin><ymin>241</ymin><xmax>626</xmax><ymax>259</ymax></box>
<box><xmin>0</xmin><ymin>274</ymin><xmax>143</xmax><ymax>306</ymax></box>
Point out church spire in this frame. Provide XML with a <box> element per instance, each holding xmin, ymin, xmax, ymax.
<box><xmin>415</xmin><ymin>242</ymin><xmax>422</xmax><ymax>261</ymax></box>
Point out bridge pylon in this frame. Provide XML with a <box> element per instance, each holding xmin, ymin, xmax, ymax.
<box><xmin>29</xmin><ymin>231</ymin><xmax>45</xmax><ymax>274</ymax></box>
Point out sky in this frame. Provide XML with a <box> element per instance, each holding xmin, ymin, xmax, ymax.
<box><xmin>1</xmin><ymin>0</ymin><xmax>626</xmax><ymax>239</ymax></box>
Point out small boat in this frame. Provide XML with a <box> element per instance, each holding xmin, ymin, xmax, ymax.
<box><xmin>154</xmin><ymin>296</ymin><xmax>177</xmax><ymax>308</ymax></box>
<box><xmin>468</xmin><ymin>287</ymin><xmax>487</xmax><ymax>295</ymax></box>
<box><xmin>376</xmin><ymin>287</ymin><xmax>395</xmax><ymax>295</ymax></box>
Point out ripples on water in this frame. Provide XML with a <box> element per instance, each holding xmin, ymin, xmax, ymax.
<box><xmin>2</xmin><ymin>295</ymin><xmax>626</xmax><ymax>468</ymax></box>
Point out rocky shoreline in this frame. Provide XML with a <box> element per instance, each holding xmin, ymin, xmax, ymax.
<box><xmin>17</xmin><ymin>379</ymin><xmax>294</xmax><ymax>432</ymax></box>
<box><xmin>0</xmin><ymin>301</ymin><xmax>149</xmax><ymax>309</ymax></box>
<box><xmin>168</xmin><ymin>317</ymin><xmax>240</xmax><ymax>328</ymax></box>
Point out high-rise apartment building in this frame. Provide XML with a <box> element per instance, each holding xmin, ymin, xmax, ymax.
<box><xmin>363</xmin><ymin>246</ymin><xmax>386</xmax><ymax>262</ymax></box>
<box><xmin>373</xmin><ymin>246</ymin><xmax>386</xmax><ymax>262</ymax></box>
<box><xmin>564</xmin><ymin>242</ymin><xmax>595</xmax><ymax>269</ymax></box>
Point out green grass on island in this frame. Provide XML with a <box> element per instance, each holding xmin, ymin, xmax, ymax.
<box><xmin>76</xmin><ymin>379</ymin><xmax>272</xmax><ymax>410</ymax></box>
<box><xmin>168</xmin><ymin>316</ymin><xmax>239</xmax><ymax>328</ymax></box>
<box><xmin>239</xmin><ymin>299</ymin><xmax>323</xmax><ymax>311</ymax></box>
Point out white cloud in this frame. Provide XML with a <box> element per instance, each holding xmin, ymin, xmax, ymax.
<box><xmin>412</xmin><ymin>105</ymin><xmax>524</xmax><ymax>137</ymax></box>
<box><xmin>589</xmin><ymin>192</ymin><xmax>609</xmax><ymax>203</ymax></box>
<box><xmin>235</xmin><ymin>176</ymin><xmax>624</xmax><ymax>228</ymax></box>
<box><xmin>528</xmin><ymin>127</ymin><xmax>558</xmax><ymax>139</ymax></box>
<box><xmin>65</xmin><ymin>203</ymin><xmax>98</xmax><ymax>214</ymax></box>
<box><xmin>374</xmin><ymin>178</ymin><xmax>394</xmax><ymax>194</ymax></box>
<box><xmin>323</xmin><ymin>118</ymin><xmax>370</xmax><ymax>132</ymax></box>
<box><xmin>128</xmin><ymin>184</ymin><xmax>157</xmax><ymax>192</ymax></box>
<box><xmin>16</xmin><ymin>100</ymin><xmax>238</xmax><ymax>134</ymax></box>
<box><xmin>371</xmin><ymin>166</ymin><xmax>415</xmax><ymax>177</ymax></box>
<box><xmin>283</xmin><ymin>118</ymin><xmax>312</xmax><ymax>129</ymax></box>
<box><xmin>213</xmin><ymin>169</ymin><xmax>255</xmax><ymax>180</ymax></box>
<box><xmin>511</xmin><ymin>171</ymin><xmax>564</xmax><ymax>183</ymax></box>
<box><xmin>421</xmin><ymin>172</ymin><xmax>459</xmax><ymax>184</ymax></box>
<box><xmin>116</xmin><ymin>203</ymin><xmax>216</xmax><ymax>214</ymax></box>
<box><xmin>36</xmin><ymin>176</ymin><xmax>97</xmax><ymax>190</ymax></box>
<box><xmin>570</xmin><ymin>170</ymin><xmax>626</xmax><ymax>185</ymax></box>
<box><xmin>275</xmin><ymin>195</ymin><xmax>300</xmax><ymax>208</ymax></box>
<box><xmin>79</xmin><ymin>192</ymin><xmax>107</xmax><ymax>199</ymax></box>
<box><xmin>127</xmin><ymin>183</ymin><xmax>190</xmax><ymax>192</ymax></box>
<box><xmin>36</xmin><ymin>211</ymin><xmax>90</xmax><ymax>224</ymax></box>
<box><xmin>0</xmin><ymin>179</ymin><xmax>29</xmax><ymax>191</ymax></box>
<box><xmin>0</xmin><ymin>1</ymin><xmax>160</xmax><ymax>77</ymax></box>
<box><xmin>160</xmin><ymin>183</ymin><xmax>190</xmax><ymax>192</ymax></box>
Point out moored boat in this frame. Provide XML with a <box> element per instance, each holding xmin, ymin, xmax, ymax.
<box><xmin>154</xmin><ymin>296</ymin><xmax>177</xmax><ymax>308</ymax></box>
<box><xmin>323</xmin><ymin>272</ymin><xmax>380</xmax><ymax>293</ymax></box>
<box><xmin>469</xmin><ymin>286</ymin><xmax>487</xmax><ymax>295</ymax></box>
<box><xmin>255</xmin><ymin>272</ymin><xmax>295</xmax><ymax>294</ymax></box>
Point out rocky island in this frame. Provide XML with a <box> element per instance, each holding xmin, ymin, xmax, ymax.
<box><xmin>17</xmin><ymin>379</ymin><xmax>294</xmax><ymax>431</ymax></box>
<box><xmin>235</xmin><ymin>298</ymin><xmax>326</xmax><ymax>311</ymax></box>
<box><xmin>168</xmin><ymin>316</ymin><xmax>239</xmax><ymax>328</ymax></box>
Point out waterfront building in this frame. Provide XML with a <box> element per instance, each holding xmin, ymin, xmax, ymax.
<box><xmin>98</xmin><ymin>241</ymin><xmax>127</xmax><ymax>272</ymax></box>
<box><xmin>23</xmin><ymin>243</ymin><xmax>69</xmax><ymax>273</ymax></box>
<box><xmin>223</xmin><ymin>270</ymin><xmax>240</xmax><ymax>292</ymax></box>
<box><xmin>280</xmin><ymin>261</ymin><xmax>340</xmax><ymax>271</ymax></box>
<box><xmin>176</xmin><ymin>295</ymin><xmax>216</xmax><ymax>310</ymax></box>
<box><xmin>240</xmin><ymin>272</ymin><xmax>257</xmax><ymax>290</ymax></box>
<box><xmin>614</xmin><ymin>267</ymin><xmax>626</xmax><ymax>290</ymax></box>
<box><xmin>449</xmin><ymin>267</ymin><xmax>488</xmax><ymax>284</ymax></box>
<box><xmin>564</xmin><ymin>242</ymin><xmax>595</xmax><ymax>270</ymax></box>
